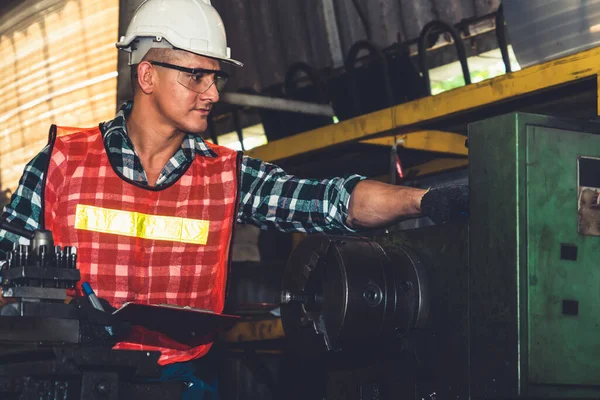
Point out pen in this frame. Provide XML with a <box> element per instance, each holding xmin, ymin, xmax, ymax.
<box><xmin>82</xmin><ymin>282</ymin><xmax>114</xmax><ymax>336</ymax></box>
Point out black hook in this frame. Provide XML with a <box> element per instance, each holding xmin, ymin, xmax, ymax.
<box><xmin>344</xmin><ymin>40</ymin><xmax>395</xmax><ymax>116</ymax></box>
<box><xmin>418</xmin><ymin>20</ymin><xmax>471</xmax><ymax>95</ymax></box>
<box><xmin>284</xmin><ymin>62</ymin><xmax>328</xmax><ymax>104</ymax></box>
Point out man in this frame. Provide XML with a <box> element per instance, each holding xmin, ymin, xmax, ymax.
<box><xmin>0</xmin><ymin>0</ymin><xmax>467</xmax><ymax>397</ymax></box>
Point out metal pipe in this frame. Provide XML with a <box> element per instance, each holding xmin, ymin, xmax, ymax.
<box><xmin>220</xmin><ymin>92</ymin><xmax>334</xmax><ymax>117</ymax></box>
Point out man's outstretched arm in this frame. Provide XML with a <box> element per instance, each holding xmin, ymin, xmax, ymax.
<box><xmin>346</xmin><ymin>180</ymin><xmax>425</xmax><ymax>229</ymax></box>
<box><xmin>347</xmin><ymin>180</ymin><xmax>469</xmax><ymax>228</ymax></box>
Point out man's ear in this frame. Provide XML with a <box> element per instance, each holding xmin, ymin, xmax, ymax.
<box><xmin>136</xmin><ymin>62</ymin><xmax>155</xmax><ymax>95</ymax></box>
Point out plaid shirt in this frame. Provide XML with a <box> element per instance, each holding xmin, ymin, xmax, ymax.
<box><xmin>0</xmin><ymin>101</ymin><xmax>364</xmax><ymax>255</ymax></box>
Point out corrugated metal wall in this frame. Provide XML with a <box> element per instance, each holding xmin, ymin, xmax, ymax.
<box><xmin>213</xmin><ymin>0</ymin><xmax>500</xmax><ymax>92</ymax></box>
<box><xmin>0</xmin><ymin>0</ymin><xmax>118</xmax><ymax>200</ymax></box>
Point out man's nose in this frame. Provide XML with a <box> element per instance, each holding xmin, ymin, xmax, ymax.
<box><xmin>201</xmin><ymin>81</ymin><xmax>220</xmax><ymax>103</ymax></box>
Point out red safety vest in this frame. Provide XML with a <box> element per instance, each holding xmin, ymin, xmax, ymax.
<box><xmin>44</xmin><ymin>125</ymin><xmax>240</xmax><ymax>365</ymax></box>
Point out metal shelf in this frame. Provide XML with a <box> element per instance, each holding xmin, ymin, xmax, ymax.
<box><xmin>247</xmin><ymin>46</ymin><xmax>600</xmax><ymax>164</ymax></box>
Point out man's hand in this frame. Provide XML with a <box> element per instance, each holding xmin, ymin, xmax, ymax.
<box><xmin>73</xmin><ymin>296</ymin><xmax>132</xmax><ymax>343</ymax></box>
<box><xmin>420</xmin><ymin>184</ymin><xmax>469</xmax><ymax>224</ymax></box>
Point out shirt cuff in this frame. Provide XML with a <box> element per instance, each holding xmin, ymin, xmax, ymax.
<box><xmin>337</xmin><ymin>174</ymin><xmax>367</xmax><ymax>232</ymax></box>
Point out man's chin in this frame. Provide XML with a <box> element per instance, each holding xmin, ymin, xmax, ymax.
<box><xmin>182</xmin><ymin>120</ymin><xmax>208</xmax><ymax>134</ymax></box>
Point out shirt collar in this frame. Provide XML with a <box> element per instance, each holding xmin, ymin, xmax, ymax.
<box><xmin>104</xmin><ymin>101</ymin><xmax>217</xmax><ymax>159</ymax></box>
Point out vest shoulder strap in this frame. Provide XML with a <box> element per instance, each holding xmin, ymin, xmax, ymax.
<box><xmin>47</xmin><ymin>124</ymin><xmax>101</xmax><ymax>145</ymax></box>
<box><xmin>204</xmin><ymin>140</ymin><xmax>241</xmax><ymax>158</ymax></box>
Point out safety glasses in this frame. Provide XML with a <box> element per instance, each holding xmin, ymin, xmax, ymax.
<box><xmin>149</xmin><ymin>61</ymin><xmax>229</xmax><ymax>93</ymax></box>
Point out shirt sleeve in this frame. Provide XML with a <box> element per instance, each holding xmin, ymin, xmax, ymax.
<box><xmin>237</xmin><ymin>155</ymin><xmax>366</xmax><ymax>233</ymax></box>
<box><xmin>0</xmin><ymin>145</ymin><xmax>51</xmax><ymax>258</ymax></box>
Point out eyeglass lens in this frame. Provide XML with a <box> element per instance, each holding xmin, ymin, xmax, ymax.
<box><xmin>177</xmin><ymin>71</ymin><xmax>227</xmax><ymax>93</ymax></box>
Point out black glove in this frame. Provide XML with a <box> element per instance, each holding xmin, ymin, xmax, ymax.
<box><xmin>420</xmin><ymin>184</ymin><xmax>469</xmax><ymax>225</ymax></box>
<box><xmin>72</xmin><ymin>296</ymin><xmax>132</xmax><ymax>344</ymax></box>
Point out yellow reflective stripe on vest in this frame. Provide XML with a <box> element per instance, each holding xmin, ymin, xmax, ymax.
<box><xmin>74</xmin><ymin>204</ymin><xmax>209</xmax><ymax>245</ymax></box>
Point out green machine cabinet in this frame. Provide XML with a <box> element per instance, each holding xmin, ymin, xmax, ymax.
<box><xmin>469</xmin><ymin>113</ymin><xmax>600</xmax><ymax>399</ymax></box>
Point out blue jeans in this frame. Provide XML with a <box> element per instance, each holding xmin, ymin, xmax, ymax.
<box><xmin>150</xmin><ymin>361</ymin><xmax>219</xmax><ymax>400</ymax></box>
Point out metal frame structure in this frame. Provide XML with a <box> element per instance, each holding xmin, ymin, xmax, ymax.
<box><xmin>247</xmin><ymin>46</ymin><xmax>600</xmax><ymax>163</ymax></box>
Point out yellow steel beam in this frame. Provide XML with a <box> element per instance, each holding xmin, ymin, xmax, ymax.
<box><xmin>360</xmin><ymin>130</ymin><xmax>468</xmax><ymax>155</ymax></box>
<box><xmin>247</xmin><ymin>47</ymin><xmax>600</xmax><ymax>162</ymax></box>
<box><xmin>218</xmin><ymin>318</ymin><xmax>285</xmax><ymax>343</ymax></box>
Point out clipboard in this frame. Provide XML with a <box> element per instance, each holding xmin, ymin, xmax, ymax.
<box><xmin>113</xmin><ymin>302</ymin><xmax>240</xmax><ymax>347</ymax></box>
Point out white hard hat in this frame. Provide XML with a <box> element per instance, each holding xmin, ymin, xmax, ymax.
<box><xmin>116</xmin><ymin>0</ymin><xmax>242</xmax><ymax>67</ymax></box>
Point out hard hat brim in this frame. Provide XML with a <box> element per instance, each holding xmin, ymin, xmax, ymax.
<box><xmin>116</xmin><ymin>38</ymin><xmax>243</xmax><ymax>67</ymax></box>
